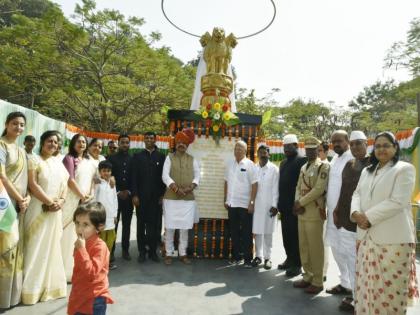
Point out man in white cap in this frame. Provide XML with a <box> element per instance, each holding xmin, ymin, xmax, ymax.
<box><xmin>331</xmin><ymin>130</ymin><xmax>369</xmax><ymax>312</ymax></box>
<box><xmin>277</xmin><ymin>134</ymin><xmax>307</xmax><ymax>277</ymax></box>
<box><xmin>325</xmin><ymin>130</ymin><xmax>353</xmax><ymax>295</ymax></box>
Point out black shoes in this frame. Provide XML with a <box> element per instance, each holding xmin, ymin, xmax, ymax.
<box><xmin>122</xmin><ymin>251</ymin><xmax>131</xmax><ymax>261</ymax></box>
<box><xmin>251</xmin><ymin>257</ymin><xmax>262</xmax><ymax>267</ymax></box>
<box><xmin>264</xmin><ymin>259</ymin><xmax>272</xmax><ymax>270</ymax></box>
<box><xmin>228</xmin><ymin>259</ymin><xmax>244</xmax><ymax>266</ymax></box>
<box><xmin>285</xmin><ymin>266</ymin><xmax>302</xmax><ymax>277</ymax></box>
<box><xmin>137</xmin><ymin>251</ymin><xmax>160</xmax><ymax>263</ymax></box>
<box><xmin>149</xmin><ymin>251</ymin><xmax>160</xmax><ymax>263</ymax></box>
<box><xmin>243</xmin><ymin>261</ymin><xmax>253</xmax><ymax>268</ymax></box>
<box><xmin>137</xmin><ymin>251</ymin><xmax>146</xmax><ymax>263</ymax></box>
<box><xmin>109</xmin><ymin>262</ymin><xmax>117</xmax><ymax>270</ymax></box>
<box><xmin>277</xmin><ymin>260</ymin><xmax>290</xmax><ymax>270</ymax></box>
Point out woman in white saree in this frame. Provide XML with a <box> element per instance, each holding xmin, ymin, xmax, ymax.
<box><xmin>61</xmin><ymin>134</ymin><xmax>96</xmax><ymax>282</ymax></box>
<box><xmin>22</xmin><ymin>131</ymin><xmax>69</xmax><ymax>304</ymax></box>
<box><xmin>0</xmin><ymin>112</ymin><xmax>29</xmax><ymax>309</ymax></box>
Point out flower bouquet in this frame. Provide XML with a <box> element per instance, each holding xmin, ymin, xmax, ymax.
<box><xmin>194</xmin><ymin>101</ymin><xmax>240</xmax><ymax>141</ymax></box>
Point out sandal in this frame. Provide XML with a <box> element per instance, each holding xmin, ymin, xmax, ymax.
<box><xmin>339</xmin><ymin>298</ymin><xmax>354</xmax><ymax>312</ymax></box>
<box><xmin>341</xmin><ymin>296</ymin><xmax>353</xmax><ymax>303</ymax></box>
<box><xmin>326</xmin><ymin>284</ymin><xmax>352</xmax><ymax>295</ymax></box>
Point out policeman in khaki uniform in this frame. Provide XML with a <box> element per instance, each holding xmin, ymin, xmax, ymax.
<box><xmin>292</xmin><ymin>136</ymin><xmax>330</xmax><ymax>294</ymax></box>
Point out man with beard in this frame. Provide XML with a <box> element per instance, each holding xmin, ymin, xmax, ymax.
<box><xmin>277</xmin><ymin>134</ymin><xmax>307</xmax><ymax>277</ymax></box>
<box><xmin>293</xmin><ymin>137</ymin><xmax>329</xmax><ymax>294</ymax></box>
<box><xmin>108</xmin><ymin>134</ymin><xmax>133</xmax><ymax>261</ymax></box>
<box><xmin>106</xmin><ymin>140</ymin><xmax>118</xmax><ymax>158</ymax></box>
<box><xmin>333</xmin><ymin>131</ymin><xmax>370</xmax><ymax>312</ymax></box>
<box><xmin>325</xmin><ymin>130</ymin><xmax>354</xmax><ymax>295</ymax></box>
<box><xmin>131</xmin><ymin>132</ymin><xmax>166</xmax><ymax>263</ymax></box>
<box><xmin>162</xmin><ymin>129</ymin><xmax>200</xmax><ymax>265</ymax></box>
<box><xmin>251</xmin><ymin>145</ymin><xmax>278</xmax><ymax>269</ymax></box>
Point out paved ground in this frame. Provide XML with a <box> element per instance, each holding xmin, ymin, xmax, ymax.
<box><xmin>3</xmin><ymin>216</ymin><xmax>420</xmax><ymax>315</ymax></box>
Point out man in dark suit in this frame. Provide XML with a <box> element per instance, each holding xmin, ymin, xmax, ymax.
<box><xmin>278</xmin><ymin>134</ymin><xmax>307</xmax><ymax>277</ymax></box>
<box><xmin>131</xmin><ymin>132</ymin><xmax>166</xmax><ymax>263</ymax></box>
<box><xmin>108</xmin><ymin>134</ymin><xmax>133</xmax><ymax>260</ymax></box>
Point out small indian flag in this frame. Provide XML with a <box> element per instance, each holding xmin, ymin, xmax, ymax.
<box><xmin>0</xmin><ymin>188</ymin><xmax>17</xmax><ymax>233</ymax></box>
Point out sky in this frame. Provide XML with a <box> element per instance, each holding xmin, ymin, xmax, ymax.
<box><xmin>52</xmin><ymin>0</ymin><xmax>420</xmax><ymax>109</ymax></box>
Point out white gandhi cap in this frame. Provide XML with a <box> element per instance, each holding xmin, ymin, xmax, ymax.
<box><xmin>283</xmin><ymin>134</ymin><xmax>298</xmax><ymax>145</ymax></box>
<box><xmin>350</xmin><ymin>130</ymin><xmax>367</xmax><ymax>141</ymax></box>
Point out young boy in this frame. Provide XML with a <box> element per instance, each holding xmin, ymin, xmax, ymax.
<box><xmin>68</xmin><ymin>202</ymin><xmax>114</xmax><ymax>315</ymax></box>
<box><xmin>94</xmin><ymin>160</ymin><xmax>118</xmax><ymax>270</ymax></box>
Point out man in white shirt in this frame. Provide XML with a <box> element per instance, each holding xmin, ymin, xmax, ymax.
<box><xmin>162</xmin><ymin>128</ymin><xmax>200</xmax><ymax>265</ymax></box>
<box><xmin>224</xmin><ymin>140</ymin><xmax>258</xmax><ymax>268</ymax></box>
<box><xmin>325</xmin><ymin>130</ymin><xmax>354</xmax><ymax>295</ymax></box>
<box><xmin>251</xmin><ymin>145</ymin><xmax>279</xmax><ymax>270</ymax></box>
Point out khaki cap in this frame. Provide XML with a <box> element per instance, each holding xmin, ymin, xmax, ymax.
<box><xmin>304</xmin><ymin>136</ymin><xmax>321</xmax><ymax>149</ymax></box>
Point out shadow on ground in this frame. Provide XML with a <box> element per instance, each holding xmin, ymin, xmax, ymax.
<box><xmin>4</xmin><ymin>221</ymin><xmax>420</xmax><ymax>315</ymax></box>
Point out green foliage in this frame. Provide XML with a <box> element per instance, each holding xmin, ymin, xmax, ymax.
<box><xmin>349</xmin><ymin>77</ymin><xmax>420</xmax><ymax>135</ymax></box>
<box><xmin>0</xmin><ymin>0</ymin><xmax>56</xmax><ymax>26</ymax></box>
<box><xmin>235</xmin><ymin>89</ymin><xmax>352</xmax><ymax>140</ymax></box>
<box><xmin>0</xmin><ymin>0</ymin><xmax>194</xmax><ymax>133</ymax></box>
<box><xmin>385</xmin><ymin>17</ymin><xmax>420</xmax><ymax>77</ymax></box>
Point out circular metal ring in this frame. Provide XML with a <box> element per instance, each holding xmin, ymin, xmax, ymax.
<box><xmin>161</xmin><ymin>0</ymin><xmax>276</xmax><ymax>39</ymax></box>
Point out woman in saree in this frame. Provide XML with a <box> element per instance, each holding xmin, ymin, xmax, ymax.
<box><xmin>21</xmin><ymin>130</ymin><xmax>69</xmax><ymax>304</ymax></box>
<box><xmin>61</xmin><ymin>134</ymin><xmax>96</xmax><ymax>282</ymax></box>
<box><xmin>0</xmin><ymin>111</ymin><xmax>29</xmax><ymax>309</ymax></box>
<box><xmin>351</xmin><ymin>131</ymin><xmax>418</xmax><ymax>314</ymax></box>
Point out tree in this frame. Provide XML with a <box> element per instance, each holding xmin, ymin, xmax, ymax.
<box><xmin>0</xmin><ymin>0</ymin><xmax>195</xmax><ymax>133</ymax></box>
<box><xmin>348</xmin><ymin>77</ymin><xmax>419</xmax><ymax>134</ymax></box>
<box><xmin>0</xmin><ymin>0</ymin><xmax>56</xmax><ymax>26</ymax></box>
<box><xmin>385</xmin><ymin>17</ymin><xmax>420</xmax><ymax>77</ymax></box>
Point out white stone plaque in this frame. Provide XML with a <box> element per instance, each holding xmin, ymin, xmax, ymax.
<box><xmin>187</xmin><ymin>137</ymin><xmax>236</xmax><ymax>219</ymax></box>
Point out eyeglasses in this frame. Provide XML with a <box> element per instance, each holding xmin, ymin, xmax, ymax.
<box><xmin>374</xmin><ymin>144</ymin><xmax>393</xmax><ymax>150</ymax></box>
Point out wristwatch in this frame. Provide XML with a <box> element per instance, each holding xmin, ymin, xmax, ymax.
<box><xmin>250</xmin><ymin>200</ymin><xmax>254</xmax><ymax>205</ymax></box>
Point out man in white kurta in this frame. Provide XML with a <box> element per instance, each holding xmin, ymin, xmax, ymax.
<box><xmin>324</xmin><ymin>130</ymin><xmax>353</xmax><ymax>295</ymax></box>
<box><xmin>162</xmin><ymin>129</ymin><xmax>200</xmax><ymax>265</ymax></box>
<box><xmin>251</xmin><ymin>145</ymin><xmax>279</xmax><ymax>270</ymax></box>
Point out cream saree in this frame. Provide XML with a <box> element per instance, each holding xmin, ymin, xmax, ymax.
<box><xmin>61</xmin><ymin>157</ymin><xmax>96</xmax><ymax>282</ymax></box>
<box><xmin>0</xmin><ymin>138</ymin><xmax>28</xmax><ymax>309</ymax></box>
<box><xmin>22</xmin><ymin>157</ymin><xmax>69</xmax><ymax>304</ymax></box>
<box><xmin>354</xmin><ymin>235</ymin><xmax>419</xmax><ymax>314</ymax></box>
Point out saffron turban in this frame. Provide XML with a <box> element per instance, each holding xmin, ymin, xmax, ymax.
<box><xmin>175</xmin><ymin>128</ymin><xmax>195</xmax><ymax>145</ymax></box>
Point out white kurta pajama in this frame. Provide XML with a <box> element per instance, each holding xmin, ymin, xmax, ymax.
<box><xmin>324</xmin><ymin>149</ymin><xmax>353</xmax><ymax>289</ymax></box>
<box><xmin>252</xmin><ymin>162</ymin><xmax>279</xmax><ymax>260</ymax></box>
<box><xmin>162</xmin><ymin>155</ymin><xmax>200</xmax><ymax>256</ymax></box>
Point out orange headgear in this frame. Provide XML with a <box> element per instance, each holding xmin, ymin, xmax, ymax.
<box><xmin>175</xmin><ymin>128</ymin><xmax>195</xmax><ymax>145</ymax></box>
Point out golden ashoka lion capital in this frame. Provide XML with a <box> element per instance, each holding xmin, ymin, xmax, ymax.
<box><xmin>199</xmin><ymin>27</ymin><xmax>237</xmax><ymax>107</ymax></box>
<box><xmin>200</xmin><ymin>73</ymin><xmax>233</xmax><ymax>95</ymax></box>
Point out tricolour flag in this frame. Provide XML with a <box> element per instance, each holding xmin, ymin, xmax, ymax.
<box><xmin>0</xmin><ymin>188</ymin><xmax>17</xmax><ymax>233</ymax></box>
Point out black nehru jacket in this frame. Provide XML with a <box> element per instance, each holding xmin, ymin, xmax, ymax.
<box><xmin>130</xmin><ymin>147</ymin><xmax>166</xmax><ymax>221</ymax></box>
<box><xmin>108</xmin><ymin>150</ymin><xmax>132</xmax><ymax>192</ymax></box>
<box><xmin>278</xmin><ymin>154</ymin><xmax>307</xmax><ymax>212</ymax></box>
